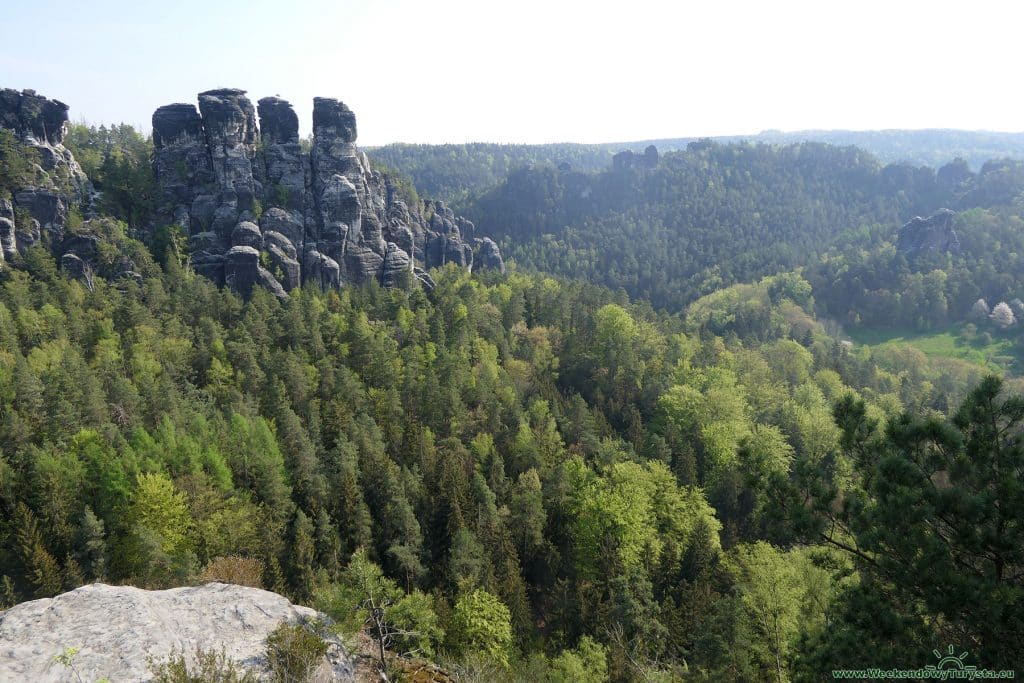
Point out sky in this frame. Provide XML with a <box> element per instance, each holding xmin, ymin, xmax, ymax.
<box><xmin>2</xmin><ymin>0</ymin><xmax>1023</xmax><ymax>146</ymax></box>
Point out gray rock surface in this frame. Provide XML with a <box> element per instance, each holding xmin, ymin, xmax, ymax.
<box><xmin>1</xmin><ymin>86</ymin><xmax>503</xmax><ymax>293</ymax></box>
<box><xmin>0</xmin><ymin>582</ymin><xmax>354</xmax><ymax>682</ymax></box>
<box><xmin>0</xmin><ymin>88</ymin><xmax>91</xmax><ymax>254</ymax></box>
<box><xmin>474</xmin><ymin>237</ymin><xmax>506</xmax><ymax>274</ymax></box>
<box><xmin>225</xmin><ymin>245</ymin><xmax>261</xmax><ymax>298</ymax></box>
<box><xmin>0</xmin><ymin>198</ymin><xmax>15</xmax><ymax>264</ymax></box>
<box><xmin>0</xmin><ymin>88</ymin><xmax>70</xmax><ymax>145</ymax></box>
<box><xmin>382</xmin><ymin>242</ymin><xmax>413</xmax><ymax>288</ymax></box>
<box><xmin>232</xmin><ymin>220</ymin><xmax>264</xmax><ymax>249</ymax></box>
<box><xmin>896</xmin><ymin>208</ymin><xmax>960</xmax><ymax>256</ymax></box>
<box><xmin>153</xmin><ymin>89</ymin><xmax>503</xmax><ymax>297</ymax></box>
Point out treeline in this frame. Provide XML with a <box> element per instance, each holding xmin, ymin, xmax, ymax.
<box><xmin>465</xmin><ymin>141</ymin><xmax>930</xmax><ymax>311</ymax></box>
<box><xmin>1</xmin><ymin>233</ymin><xmax>1018</xmax><ymax>678</ymax></box>
<box><xmin>369</xmin><ymin>130</ymin><xmax>1024</xmax><ymax>206</ymax></box>
<box><xmin>367</xmin><ymin>142</ymin><xmax>625</xmax><ymax>206</ymax></box>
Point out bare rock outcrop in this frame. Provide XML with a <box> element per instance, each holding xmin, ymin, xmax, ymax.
<box><xmin>153</xmin><ymin>89</ymin><xmax>504</xmax><ymax>297</ymax></box>
<box><xmin>0</xmin><ymin>582</ymin><xmax>355</xmax><ymax>682</ymax></box>
<box><xmin>0</xmin><ymin>88</ymin><xmax>91</xmax><ymax>264</ymax></box>
<box><xmin>896</xmin><ymin>208</ymin><xmax>960</xmax><ymax>256</ymax></box>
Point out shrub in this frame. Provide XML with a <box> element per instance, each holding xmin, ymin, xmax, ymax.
<box><xmin>199</xmin><ymin>556</ymin><xmax>265</xmax><ymax>589</ymax></box>
<box><xmin>265</xmin><ymin>621</ymin><xmax>329</xmax><ymax>683</ymax></box>
<box><xmin>149</xmin><ymin>646</ymin><xmax>256</xmax><ymax>683</ymax></box>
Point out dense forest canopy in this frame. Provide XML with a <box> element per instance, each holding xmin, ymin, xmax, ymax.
<box><xmin>3</xmin><ymin>246</ymin><xmax>1019</xmax><ymax>678</ymax></box>
<box><xmin>1</xmin><ymin>119</ymin><xmax>1022</xmax><ymax>680</ymax></box>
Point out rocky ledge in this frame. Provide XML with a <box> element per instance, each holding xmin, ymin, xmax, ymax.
<box><xmin>0</xmin><ymin>582</ymin><xmax>355</xmax><ymax>682</ymax></box>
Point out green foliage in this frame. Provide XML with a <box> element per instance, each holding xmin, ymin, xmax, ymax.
<box><xmin>388</xmin><ymin>139</ymin><xmax>1024</xmax><ymax>350</ymax></box>
<box><xmin>14</xmin><ymin>502</ymin><xmax>62</xmax><ymax>598</ymax></box>
<box><xmin>265</xmin><ymin>621</ymin><xmax>328</xmax><ymax>683</ymax></box>
<box><xmin>0</xmin><ymin>230</ymin><xmax>1015</xmax><ymax>677</ymax></box>
<box><xmin>119</xmin><ymin>472</ymin><xmax>196</xmax><ymax>587</ymax></box>
<box><xmin>849</xmin><ymin>322</ymin><xmax>1020</xmax><ymax>373</ymax></box>
<box><xmin>465</xmin><ymin>142</ymin><xmax>951</xmax><ymax>313</ymax></box>
<box><xmin>0</xmin><ymin>128</ymin><xmax>40</xmax><ymax>198</ymax></box>
<box><xmin>547</xmin><ymin>636</ymin><xmax>609</xmax><ymax>682</ymax></box>
<box><xmin>727</xmin><ymin>542</ymin><xmax>833</xmax><ymax>682</ymax></box>
<box><xmin>150</xmin><ymin>224</ymin><xmax>188</xmax><ymax>270</ymax></box>
<box><xmin>314</xmin><ymin>547</ymin><xmax>442</xmax><ymax>668</ymax></box>
<box><xmin>565</xmin><ymin>457</ymin><xmax>721</xmax><ymax>578</ymax></box>
<box><xmin>448</xmin><ymin>589</ymin><xmax>513</xmax><ymax>669</ymax></box>
<box><xmin>366</xmin><ymin>159</ymin><xmax>420</xmax><ymax>208</ymax></box>
<box><xmin>149</xmin><ymin>646</ymin><xmax>257</xmax><ymax>683</ymax></box>
<box><xmin>775</xmin><ymin>376</ymin><xmax>1024</xmax><ymax>671</ymax></box>
<box><xmin>64</xmin><ymin>122</ymin><xmax>154</xmax><ymax>228</ymax></box>
<box><xmin>126</xmin><ymin>472</ymin><xmax>193</xmax><ymax>555</ymax></box>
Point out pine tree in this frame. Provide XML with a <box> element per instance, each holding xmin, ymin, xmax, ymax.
<box><xmin>14</xmin><ymin>503</ymin><xmax>62</xmax><ymax>598</ymax></box>
<box><xmin>286</xmin><ymin>509</ymin><xmax>317</xmax><ymax>598</ymax></box>
<box><xmin>76</xmin><ymin>507</ymin><xmax>108</xmax><ymax>581</ymax></box>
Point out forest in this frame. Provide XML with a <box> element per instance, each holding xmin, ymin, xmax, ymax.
<box><xmin>0</xmin><ymin>122</ymin><xmax>1021</xmax><ymax>681</ymax></box>
<box><xmin>369</xmin><ymin>129</ymin><xmax>1024</xmax><ymax>205</ymax></box>
<box><xmin>453</xmin><ymin>141</ymin><xmax>1024</xmax><ymax>346</ymax></box>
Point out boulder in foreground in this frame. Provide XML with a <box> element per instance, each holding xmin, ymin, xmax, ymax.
<box><xmin>0</xmin><ymin>582</ymin><xmax>355</xmax><ymax>682</ymax></box>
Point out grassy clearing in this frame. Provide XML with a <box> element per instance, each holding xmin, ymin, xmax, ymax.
<box><xmin>847</xmin><ymin>323</ymin><xmax>1022</xmax><ymax>373</ymax></box>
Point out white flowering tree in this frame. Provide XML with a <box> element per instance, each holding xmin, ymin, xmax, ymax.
<box><xmin>990</xmin><ymin>302</ymin><xmax>1016</xmax><ymax>328</ymax></box>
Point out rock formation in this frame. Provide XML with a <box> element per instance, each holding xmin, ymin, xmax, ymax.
<box><xmin>612</xmin><ymin>150</ymin><xmax>635</xmax><ymax>171</ymax></box>
<box><xmin>0</xmin><ymin>88</ymin><xmax>91</xmax><ymax>268</ymax></box>
<box><xmin>0</xmin><ymin>582</ymin><xmax>355</xmax><ymax>682</ymax></box>
<box><xmin>611</xmin><ymin>145</ymin><xmax>659</xmax><ymax>172</ymax></box>
<box><xmin>643</xmin><ymin>144</ymin><xmax>659</xmax><ymax>167</ymax></box>
<box><xmin>153</xmin><ymin>89</ymin><xmax>504</xmax><ymax>297</ymax></box>
<box><xmin>896</xmin><ymin>208</ymin><xmax>960</xmax><ymax>256</ymax></box>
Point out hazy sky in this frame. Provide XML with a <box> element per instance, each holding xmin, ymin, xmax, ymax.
<box><xmin>2</xmin><ymin>0</ymin><xmax>1022</xmax><ymax>145</ymax></box>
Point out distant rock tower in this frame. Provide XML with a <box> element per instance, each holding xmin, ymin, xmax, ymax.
<box><xmin>895</xmin><ymin>208</ymin><xmax>960</xmax><ymax>256</ymax></box>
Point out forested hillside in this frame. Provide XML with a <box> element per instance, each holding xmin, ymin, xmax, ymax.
<box><xmin>3</xmin><ymin>231</ymin><xmax>1022</xmax><ymax>677</ymax></box>
<box><xmin>2</xmin><ymin>107</ymin><xmax>1022</xmax><ymax>680</ymax></box>
<box><xmin>461</xmin><ymin>142</ymin><xmax>1024</xmax><ymax>342</ymax></box>
<box><xmin>370</xmin><ymin>129</ymin><xmax>1024</xmax><ymax>205</ymax></box>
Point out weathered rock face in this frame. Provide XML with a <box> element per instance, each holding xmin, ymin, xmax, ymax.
<box><xmin>896</xmin><ymin>208</ymin><xmax>961</xmax><ymax>256</ymax></box>
<box><xmin>0</xmin><ymin>198</ymin><xmax>17</xmax><ymax>263</ymax></box>
<box><xmin>474</xmin><ymin>237</ymin><xmax>506</xmax><ymax>273</ymax></box>
<box><xmin>0</xmin><ymin>88</ymin><xmax>70</xmax><ymax>145</ymax></box>
<box><xmin>0</xmin><ymin>88</ymin><xmax>91</xmax><ymax>264</ymax></box>
<box><xmin>0</xmin><ymin>582</ymin><xmax>355</xmax><ymax>682</ymax></box>
<box><xmin>153</xmin><ymin>89</ymin><xmax>503</xmax><ymax>297</ymax></box>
